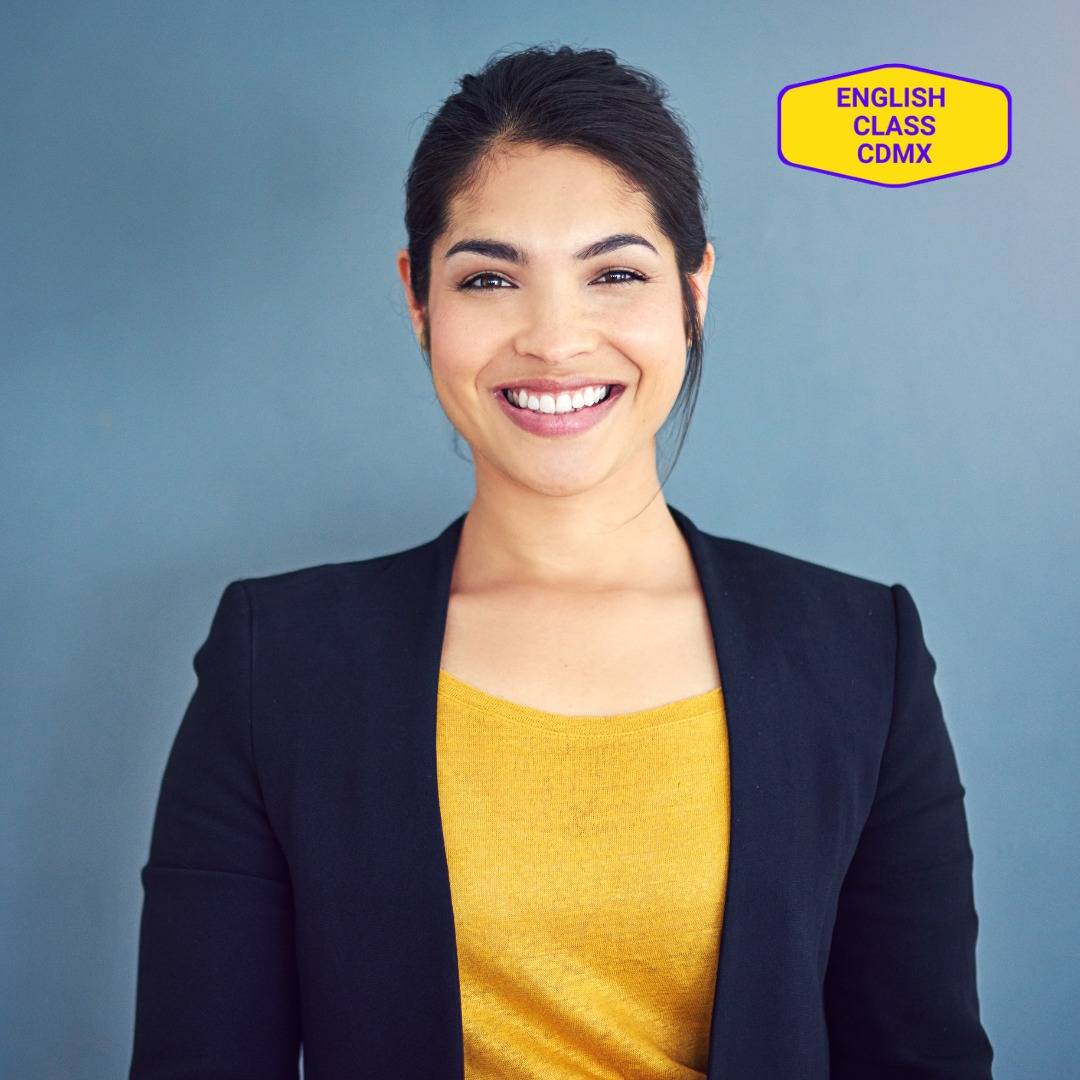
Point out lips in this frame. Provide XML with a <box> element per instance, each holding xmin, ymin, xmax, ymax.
<box><xmin>493</xmin><ymin>381</ymin><xmax>625</xmax><ymax>437</ymax></box>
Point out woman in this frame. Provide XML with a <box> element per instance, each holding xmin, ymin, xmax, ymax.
<box><xmin>129</xmin><ymin>46</ymin><xmax>994</xmax><ymax>1079</ymax></box>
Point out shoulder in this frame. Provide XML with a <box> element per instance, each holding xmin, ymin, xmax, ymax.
<box><xmin>696</xmin><ymin>527</ymin><xmax>896</xmax><ymax>624</ymax></box>
<box><xmin>219</xmin><ymin>527</ymin><xmax>441</xmax><ymax>644</ymax></box>
<box><xmin>687</xmin><ymin>527</ymin><xmax>909</xmax><ymax>709</ymax></box>
<box><xmin>701</xmin><ymin>532</ymin><xmax>946</xmax><ymax>731</ymax></box>
<box><xmin>709</xmin><ymin>531</ymin><xmax>888</xmax><ymax>589</ymax></box>
<box><xmin>233</xmin><ymin>551</ymin><xmax>399</xmax><ymax>603</ymax></box>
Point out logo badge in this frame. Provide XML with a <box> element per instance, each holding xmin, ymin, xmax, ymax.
<box><xmin>778</xmin><ymin>63</ymin><xmax>1011</xmax><ymax>187</ymax></box>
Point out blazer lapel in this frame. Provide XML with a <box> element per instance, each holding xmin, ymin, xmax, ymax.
<box><xmin>669</xmin><ymin>505</ymin><xmax>829</xmax><ymax>1077</ymax></box>
<box><xmin>355</xmin><ymin>504</ymin><xmax>819</xmax><ymax>1078</ymax></box>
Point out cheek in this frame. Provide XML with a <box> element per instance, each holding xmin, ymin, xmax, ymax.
<box><xmin>427</xmin><ymin>300</ymin><xmax>510</xmax><ymax>439</ymax></box>
<box><xmin>430</xmin><ymin>359</ymin><xmax>479</xmax><ymax>430</ymax></box>
<box><xmin>607</xmin><ymin>277</ymin><xmax>685</xmax><ymax>340</ymax></box>
<box><xmin>428</xmin><ymin>307</ymin><xmax>491</xmax><ymax>393</ymax></box>
<box><xmin>428</xmin><ymin>349</ymin><xmax>494</xmax><ymax>441</ymax></box>
<box><xmin>608</xmin><ymin>298</ymin><xmax>687</xmax><ymax>385</ymax></box>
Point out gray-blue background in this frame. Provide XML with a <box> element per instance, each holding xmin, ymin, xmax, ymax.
<box><xmin>3</xmin><ymin>2</ymin><xmax>1076</xmax><ymax>1076</ymax></box>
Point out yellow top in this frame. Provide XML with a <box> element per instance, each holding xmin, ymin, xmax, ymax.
<box><xmin>435</xmin><ymin>668</ymin><xmax>731</xmax><ymax>1079</ymax></box>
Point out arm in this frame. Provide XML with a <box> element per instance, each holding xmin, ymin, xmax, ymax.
<box><xmin>824</xmin><ymin>583</ymin><xmax>994</xmax><ymax>1078</ymax></box>
<box><xmin>129</xmin><ymin>581</ymin><xmax>301</xmax><ymax>1079</ymax></box>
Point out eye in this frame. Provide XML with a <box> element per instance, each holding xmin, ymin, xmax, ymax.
<box><xmin>597</xmin><ymin>268</ymin><xmax>648</xmax><ymax>287</ymax></box>
<box><xmin>457</xmin><ymin>271</ymin><xmax>512</xmax><ymax>291</ymax></box>
<box><xmin>456</xmin><ymin>268</ymin><xmax>649</xmax><ymax>291</ymax></box>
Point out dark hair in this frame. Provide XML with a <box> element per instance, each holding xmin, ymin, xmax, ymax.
<box><xmin>403</xmin><ymin>43</ymin><xmax>711</xmax><ymax>497</ymax></box>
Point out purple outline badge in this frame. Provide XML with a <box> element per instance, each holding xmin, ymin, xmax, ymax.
<box><xmin>777</xmin><ymin>62</ymin><xmax>1012</xmax><ymax>188</ymax></box>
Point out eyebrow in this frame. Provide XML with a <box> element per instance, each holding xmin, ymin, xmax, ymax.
<box><xmin>442</xmin><ymin>232</ymin><xmax>659</xmax><ymax>264</ymax></box>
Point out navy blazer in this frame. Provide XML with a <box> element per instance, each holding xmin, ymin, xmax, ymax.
<box><xmin>129</xmin><ymin>505</ymin><xmax>994</xmax><ymax>1079</ymax></box>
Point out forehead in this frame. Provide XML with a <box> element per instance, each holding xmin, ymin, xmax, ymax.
<box><xmin>443</xmin><ymin>144</ymin><xmax>663</xmax><ymax>250</ymax></box>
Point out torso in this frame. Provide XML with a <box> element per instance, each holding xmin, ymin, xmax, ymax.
<box><xmin>439</xmin><ymin>579</ymin><xmax>721</xmax><ymax>716</ymax></box>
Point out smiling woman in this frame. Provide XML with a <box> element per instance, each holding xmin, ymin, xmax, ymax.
<box><xmin>399</xmin><ymin>138</ymin><xmax>712</xmax><ymax>514</ymax></box>
<box><xmin>397</xmin><ymin>48</ymin><xmax>713</xmax><ymax>514</ymax></box>
<box><xmin>129</xmin><ymin>43</ymin><xmax>994</xmax><ymax>1080</ymax></box>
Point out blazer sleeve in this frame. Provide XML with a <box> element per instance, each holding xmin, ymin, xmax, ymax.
<box><xmin>129</xmin><ymin>581</ymin><xmax>302</xmax><ymax>1079</ymax></box>
<box><xmin>823</xmin><ymin>582</ymin><xmax>994</xmax><ymax>1078</ymax></box>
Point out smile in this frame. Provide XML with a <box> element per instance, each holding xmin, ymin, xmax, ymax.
<box><xmin>493</xmin><ymin>383</ymin><xmax>626</xmax><ymax>438</ymax></box>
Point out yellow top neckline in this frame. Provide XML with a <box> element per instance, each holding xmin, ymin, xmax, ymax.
<box><xmin>437</xmin><ymin>667</ymin><xmax>723</xmax><ymax>736</ymax></box>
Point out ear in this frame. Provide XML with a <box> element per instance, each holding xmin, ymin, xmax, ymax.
<box><xmin>687</xmin><ymin>240</ymin><xmax>715</xmax><ymax>331</ymax></box>
<box><xmin>396</xmin><ymin>248</ymin><xmax>427</xmax><ymax>346</ymax></box>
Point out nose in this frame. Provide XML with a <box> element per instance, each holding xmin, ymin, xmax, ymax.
<box><xmin>511</xmin><ymin>283</ymin><xmax>600</xmax><ymax>365</ymax></box>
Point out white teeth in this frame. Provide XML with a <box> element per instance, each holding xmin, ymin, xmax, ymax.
<box><xmin>504</xmin><ymin>384</ymin><xmax>613</xmax><ymax>413</ymax></box>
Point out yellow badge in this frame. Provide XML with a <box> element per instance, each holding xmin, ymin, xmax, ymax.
<box><xmin>778</xmin><ymin>63</ymin><xmax>1011</xmax><ymax>187</ymax></box>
